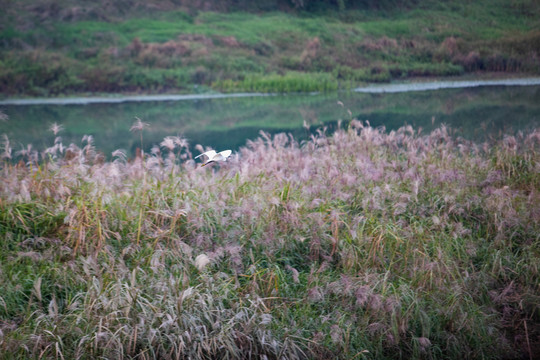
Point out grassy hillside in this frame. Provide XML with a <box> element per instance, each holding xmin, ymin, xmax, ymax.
<box><xmin>0</xmin><ymin>118</ymin><xmax>539</xmax><ymax>358</ymax></box>
<box><xmin>1</xmin><ymin>0</ymin><xmax>539</xmax><ymax>97</ymax></box>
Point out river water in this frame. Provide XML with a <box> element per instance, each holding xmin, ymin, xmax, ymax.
<box><xmin>1</xmin><ymin>78</ymin><xmax>539</xmax><ymax>158</ymax></box>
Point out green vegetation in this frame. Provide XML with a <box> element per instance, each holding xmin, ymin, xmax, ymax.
<box><xmin>0</xmin><ymin>116</ymin><xmax>538</xmax><ymax>358</ymax></box>
<box><xmin>1</xmin><ymin>0</ymin><xmax>539</xmax><ymax>97</ymax></box>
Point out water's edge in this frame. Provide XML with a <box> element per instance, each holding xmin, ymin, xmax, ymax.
<box><xmin>0</xmin><ymin>92</ymin><xmax>274</xmax><ymax>106</ymax></box>
<box><xmin>1</xmin><ymin>78</ymin><xmax>540</xmax><ymax>106</ymax></box>
<box><xmin>354</xmin><ymin>78</ymin><xmax>540</xmax><ymax>93</ymax></box>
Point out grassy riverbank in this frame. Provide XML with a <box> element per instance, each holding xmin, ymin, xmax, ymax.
<box><xmin>0</xmin><ymin>118</ymin><xmax>538</xmax><ymax>358</ymax></box>
<box><xmin>1</xmin><ymin>0</ymin><xmax>539</xmax><ymax>97</ymax></box>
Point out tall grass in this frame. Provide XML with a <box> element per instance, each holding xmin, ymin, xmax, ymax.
<box><xmin>214</xmin><ymin>72</ymin><xmax>338</xmax><ymax>93</ymax></box>
<box><xmin>0</xmin><ymin>116</ymin><xmax>539</xmax><ymax>359</ymax></box>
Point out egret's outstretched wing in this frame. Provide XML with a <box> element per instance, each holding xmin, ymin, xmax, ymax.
<box><xmin>212</xmin><ymin>154</ymin><xmax>223</xmax><ymax>162</ymax></box>
<box><xmin>218</xmin><ymin>150</ymin><xmax>232</xmax><ymax>159</ymax></box>
<box><xmin>195</xmin><ymin>150</ymin><xmax>216</xmax><ymax>160</ymax></box>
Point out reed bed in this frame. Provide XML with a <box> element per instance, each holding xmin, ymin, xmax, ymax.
<box><xmin>0</xmin><ymin>118</ymin><xmax>539</xmax><ymax>359</ymax></box>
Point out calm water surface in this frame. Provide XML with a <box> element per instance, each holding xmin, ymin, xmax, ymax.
<box><xmin>1</xmin><ymin>80</ymin><xmax>539</xmax><ymax>158</ymax></box>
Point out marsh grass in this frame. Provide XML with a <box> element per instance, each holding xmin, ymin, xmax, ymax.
<box><xmin>0</xmin><ymin>116</ymin><xmax>539</xmax><ymax>359</ymax></box>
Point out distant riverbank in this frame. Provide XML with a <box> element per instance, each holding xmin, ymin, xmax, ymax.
<box><xmin>1</xmin><ymin>0</ymin><xmax>538</xmax><ymax>97</ymax></box>
<box><xmin>2</xmin><ymin>77</ymin><xmax>540</xmax><ymax>106</ymax></box>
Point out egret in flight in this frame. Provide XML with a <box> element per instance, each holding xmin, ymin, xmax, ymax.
<box><xmin>195</xmin><ymin>149</ymin><xmax>232</xmax><ymax>167</ymax></box>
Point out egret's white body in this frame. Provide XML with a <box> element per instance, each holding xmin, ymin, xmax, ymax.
<box><xmin>195</xmin><ymin>149</ymin><xmax>232</xmax><ymax>167</ymax></box>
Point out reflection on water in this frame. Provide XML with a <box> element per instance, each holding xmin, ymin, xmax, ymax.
<box><xmin>1</xmin><ymin>85</ymin><xmax>539</xmax><ymax>158</ymax></box>
<box><xmin>354</xmin><ymin>78</ymin><xmax>540</xmax><ymax>93</ymax></box>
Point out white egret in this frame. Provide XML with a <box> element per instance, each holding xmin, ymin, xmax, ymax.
<box><xmin>195</xmin><ymin>149</ymin><xmax>232</xmax><ymax>167</ymax></box>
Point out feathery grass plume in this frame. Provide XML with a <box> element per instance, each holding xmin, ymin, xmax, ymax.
<box><xmin>130</xmin><ymin>116</ymin><xmax>149</xmax><ymax>158</ymax></box>
<box><xmin>49</xmin><ymin>122</ymin><xmax>63</xmax><ymax>136</ymax></box>
<box><xmin>160</xmin><ymin>136</ymin><xmax>176</xmax><ymax>152</ymax></box>
<box><xmin>112</xmin><ymin>149</ymin><xmax>127</xmax><ymax>163</ymax></box>
<box><xmin>0</xmin><ymin>109</ymin><xmax>8</xmax><ymax>122</ymax></box>
<box><xmin>1</xmin><ymin>134</ymin><xmax>12</xmax><ymax>160</ymax></box>
<box><xmin>130</xmin><ymin>117</ymin><xmax>149</xmax><ymax>133</ymax></box>
<box><xmin>195</xmin><ymin>253</ymin><xmax>211</xmax><ymax>271</ymax></box>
